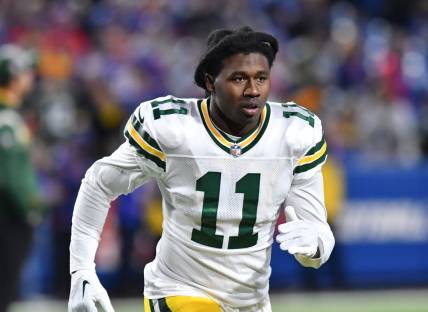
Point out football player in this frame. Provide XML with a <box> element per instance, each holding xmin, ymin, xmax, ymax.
<box><xmin>68</xmin><ymin>27</ymin><xmax>334</xmax><ymax>312</ymax></box>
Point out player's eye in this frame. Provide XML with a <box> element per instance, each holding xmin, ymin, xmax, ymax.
<box><xmin>257</xmin><ymin>76</ymin><xmax>267</xmax><ymax>83</ymax></box>
<box><xmin>233</xmin><ymin>76</ymin><xmax>245</xmax><ymax>83</ymax></box>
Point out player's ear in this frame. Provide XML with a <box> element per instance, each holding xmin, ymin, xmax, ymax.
<box><xmin>205</xmin><ymin>74</ymin><xmax>215</xmax><ymax>93</ymax></box>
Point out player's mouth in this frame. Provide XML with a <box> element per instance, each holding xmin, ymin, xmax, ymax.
<box><xmin>241</xmin><ymin>102</ymin><xmax>261</xmax><ymax>117</ymax></box>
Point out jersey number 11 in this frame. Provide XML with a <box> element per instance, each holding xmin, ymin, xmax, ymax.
<box><xmin>191</xmin><ymin>171</ymin><xmax>260</xmax><ymax>249</ymax></box>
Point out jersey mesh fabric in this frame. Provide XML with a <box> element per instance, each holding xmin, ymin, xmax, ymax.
<box><xmin>144</xmin><ymin>155</ymin><xmax>292</xmax><ymax>307</ymax></box>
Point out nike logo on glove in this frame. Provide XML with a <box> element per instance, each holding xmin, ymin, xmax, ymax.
<box><xmin>82</xmin><ymin>280</ymin><xmax>89</xmax><ymax>298</ymax></box>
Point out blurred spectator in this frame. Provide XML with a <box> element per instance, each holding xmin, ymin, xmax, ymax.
<box><xmin>0</xmin><ymin>44</ymin><xmax>43</xmax><ymax>312</ymax></box>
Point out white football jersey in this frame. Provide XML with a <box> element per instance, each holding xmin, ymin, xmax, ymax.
<box><xmin>119</xmin><ymin>95</ymin><xmax>331</xmax><ymax>308</ymax></box>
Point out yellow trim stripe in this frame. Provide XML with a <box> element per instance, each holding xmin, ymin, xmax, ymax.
<box><xmin>201</xmin><ymin>99</ymin><xmax>267</xmax><ymax>148</ymax></box>
<box><xmin>201</xmin><ymin>100</ymin><xmax>232</xmax><ymax>147</ymax></box>
<box><xmin>298</xmin><ymin>141</ymin><xmax>327</xmax><ymax>165</ymax></box>
<box><xmin>165</xmin><ymin>296</ymin><xmax>221</xmax><ymax>311</ymax></box>
<box><xmin>127</xmin><ymin>120</ymin><xmax>166</xmax><ymax>161</ymax></box>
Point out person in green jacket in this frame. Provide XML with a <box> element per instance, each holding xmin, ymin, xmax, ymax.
<box><xmin>0</xmin><ymin>43</ymin><xmax>41</xmax><ymax>312</ymax></box>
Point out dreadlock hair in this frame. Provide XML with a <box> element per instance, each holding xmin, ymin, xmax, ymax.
<box><xmin>194</xmin><ymin>26</ymin><xmax>279</xmax><ymax>93</ymax></box>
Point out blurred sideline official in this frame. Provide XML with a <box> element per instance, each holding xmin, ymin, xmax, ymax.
<box><xmin>0</xmin><ymin>44</ymin><xmax>43</xmax><ymax>312</ymax></box>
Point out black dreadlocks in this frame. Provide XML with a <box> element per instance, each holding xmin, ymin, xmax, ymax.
<box><xmin>194</xmin><ymin>26</ymin><xmax>279</xmax><ymax>91</ymax></box>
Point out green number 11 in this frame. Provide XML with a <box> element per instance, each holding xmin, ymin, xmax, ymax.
<box><xmin>191</xmin><ymin>172</ymin><xmax>260</xmax><ymax>249</ymax></box>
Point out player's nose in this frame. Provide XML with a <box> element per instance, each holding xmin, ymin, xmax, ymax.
<box><xmin>243</xmin><ymin>78</ymin><xmax>260</xmax><ymax>97</ymax></box>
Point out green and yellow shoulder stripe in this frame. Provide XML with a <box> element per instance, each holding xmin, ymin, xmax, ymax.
<box><xmin>123</xmin><ymin>96</ymin><xmax>193</xmax><ymax>171</ymax></box>
<box><xmin>294</xmin><ymin>133</ymin><xmax>328</xmax><ymax>174</ymax></box>
<box><xmin>124</xmin><ymin>106</ymin><xmax>166</xmax><ymax>171</ymax></box>
<box><xmin>277</xmin><ymin>100</ymin><xmax>327</xmax><ymax>174</ymax></box>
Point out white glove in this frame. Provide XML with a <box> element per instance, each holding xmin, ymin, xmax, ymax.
<box><xmin>68</xmin><ymin>269</ymin><xmax>115</xmax><ymax>312</ymax></box>
<box><xmin>276</xmin><ymin>206</ymin><xmax>319</xmax><ymax>258</ymax></box>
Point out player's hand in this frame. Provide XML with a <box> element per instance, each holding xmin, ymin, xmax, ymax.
<box><xmin>276</xmin><ymin>206</ymin><xmax>319</xmax><ymax>258</ymax></box>
<box><xmin>68</xmin><ymin>269</ymin><xmax>115</xmax><ymax>312</ymax></box>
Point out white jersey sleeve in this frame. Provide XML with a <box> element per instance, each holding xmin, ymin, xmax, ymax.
<box><xmin>70</xmin><ymin>102</ymin><xmax>162</xmax><ymax>273</ymax></box>
<box><xmin>284</xmin><ymin>107</ymin><xmax>334</xmax><ymax>268</ymax></box>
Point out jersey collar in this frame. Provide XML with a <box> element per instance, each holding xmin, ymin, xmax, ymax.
<box><xmin>197</xmin><ymin>98</ymin><xmax>270</xmax><ymax>157</ymax></box>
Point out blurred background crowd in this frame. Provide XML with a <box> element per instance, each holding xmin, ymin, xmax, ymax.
<box><xmin>0</xmin><ymin>0</ymin><xmax>427</xmax><ymax>305</ymax></box>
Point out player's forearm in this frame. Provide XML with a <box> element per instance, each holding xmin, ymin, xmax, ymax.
<box><xmin>70</xmin><ymin>156</ymin><xmax>136</xmax><ymax>273</ymax></box>
<box><xmin>69</xmin><ymin>144</ymin><xmax>153</xmax><ymax>273</ymax></box>
<box><xmin>69</xmin><ymin>164</ymin><xmax>116</xmax><ymax>273</ymax></box>
<box><xmin>286</xmin><ymin>171</ymin><xmax>335</xmax><ymax>268</ymax></box>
